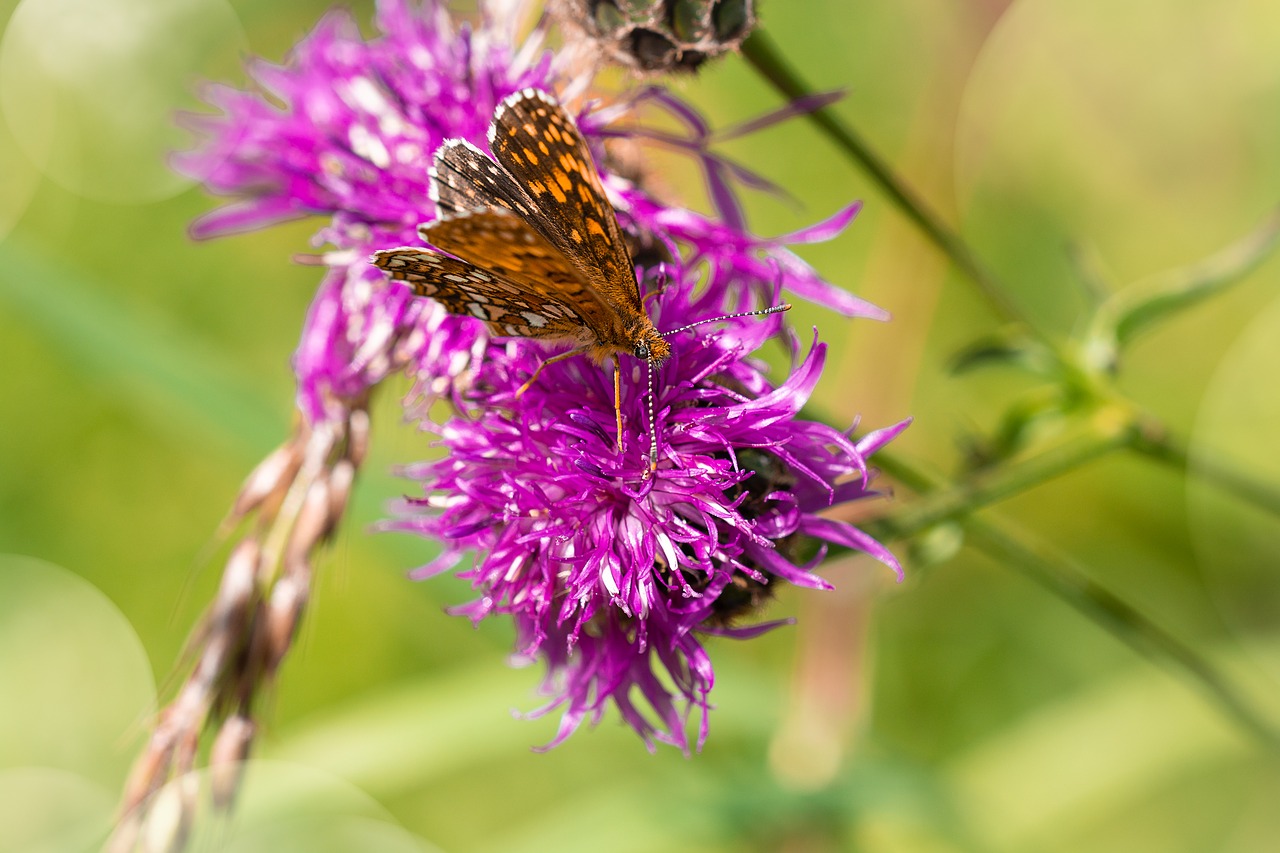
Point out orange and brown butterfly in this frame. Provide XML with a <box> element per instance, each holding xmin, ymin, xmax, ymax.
<box><xmin>371</xmin><ymin>87</ymin><xmax>667</xmax><ymax>454</ymax></box>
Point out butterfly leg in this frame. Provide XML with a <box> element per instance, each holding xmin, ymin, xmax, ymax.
<box><xmin>515</xmin><ymin>347</ymin><xmax>588</xmax><ymax>399</ymax></box>
<box><xmin>641</xmin><ymin>268</ymin><xmax>669</xmax><ymax>307</ymax></box>
<box><xmin>613</xmin><ymin>362</ymin><xmax>624</xmax><ymax>454</ymax></box>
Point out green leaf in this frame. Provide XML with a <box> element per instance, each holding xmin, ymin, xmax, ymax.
<box><xmin>986</xmin><ymin>390</ymin><xmax>1075</xmax><ymax>464</ymax></box>
<box><xmin>1084</xmin><ymin>208</ymin><xmax>1280</xmax><ymax>373</ymax></box>
<box><xmin>950</xmin><ymin>331</ymin><xmax>1059</xmax><ymax>378</ymax></box>
<box><xmin>956</xmin><ymin>388</ymin><xmax>1074</xmax><ymax>471</ymax></box>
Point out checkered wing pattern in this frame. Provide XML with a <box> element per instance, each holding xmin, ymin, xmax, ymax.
<box><xmin>375</xmin><ymin>89</ymin><xmax>666</xmax><ymax>366</ymax></box>
<box><xmin>429</xmin><ymin>139</ymin><xmax>532</xmax><ymax>220</ymax></box>
<box><xmin>372</xmin><ymin>247</ymin><xmax>590</xmax><ymax>340</ymax></box>
<box><xmin>374</xmin><ymin>88</ymin><xmax>682</xmax><ymax>466</ymax></box>
<box><xmin>487</xmin><ymin>89</ymin><xmax>641</xmax><ymax>313</ymax></box>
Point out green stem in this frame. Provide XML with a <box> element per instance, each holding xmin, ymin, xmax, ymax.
<box><xmin>746</xmin><ymin>31</ymin><xmax>1280</xmax><ymax>745</ymax></box>
<box><xmin>1129</xmin><ymin>418</ymin><xmax>1280</xmax><ymax>517</ymax></box>
<box><xmin>747</xmin><ymin>33</ymin><xmax>1280</xmax><ymax>525</ymax></box>
<box><xmin>868</xmin><ymin>417</ymin><xmax>1131</xmax><ymax>541</ymax></box>
<box><xmin>747</xmin><ymin>29</ymin><xmax>1280</xmax><ymax>522</ymax></box>
<box><xmin>966</xmin><ymin>516</ymin><xmax>1280</xmax><ymax>750</ymax></box>
<box><xmin>868</xmin><ymin>446</ymin><xmax>1280</xmax><ymax>749</ymax></box>
<box><xmin>741</xmin><ymin>30</ymin><xmax>1025</xmax><ymax>326</ymax></box>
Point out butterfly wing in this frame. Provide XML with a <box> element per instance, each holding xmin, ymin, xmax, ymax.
<box><xmin>372</xmin><ymin>247</ymin><xmax>590</xmax><ymax>341</ymax></box>
<box><xmin>421</xmin><ymin>208</ymin><xmax>578</xmax><ymax>297</ymax></box>
<box><xmin>430</xmin><ymin>139</ymin><xmax>534</xmax><ymax>220</ymax></box>
<box><xmin>487</xmin><ymin>89</ymin><xmax>641</xmax><ymax>315</ymax></box>
<box><xmin>419</xmin><ymin>207</ymin><xmax>630</xmax><ymax>340</ymax></box>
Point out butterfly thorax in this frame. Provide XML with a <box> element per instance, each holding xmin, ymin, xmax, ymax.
<box><xmin>577</xmin><ymin>314</ymin><xmax>666</xmax><ymax>366</ymax></box>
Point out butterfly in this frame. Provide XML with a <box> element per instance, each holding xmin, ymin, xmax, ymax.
<box><xmin>373</xmin><ymin>88</ymin><xmax>788</xmax><ymax>469</ymax></box>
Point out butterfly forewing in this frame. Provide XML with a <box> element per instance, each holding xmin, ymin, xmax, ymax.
<box><xmin>373</xmin><ymin>248</ymin><xmax>588</xmax><ymax>340</ymax></box>
<box><xmin>488</xmin><ymin>89</ymin><xmax>641</xmax><ymax>313</ymax></box>
<box><xmin>430</xmin><ymin>139</ymin><xmax>533</xmax><ymax>220</ymax></box>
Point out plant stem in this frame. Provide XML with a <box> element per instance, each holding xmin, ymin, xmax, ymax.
<box><xmin>869</xmin><ymin>446</ymin><xmax>1280</xmax><ymax>749</ymax></box>
<box><xmin>1129</xmin><ymin>418</ymin><xmax>1280</xmax><ymax>517</ymax></box>
<box><xmin>741</xmin><ymin>30</ymin><xmax>1025</xmax><ymax>326</ymax></box>
<box><xmin>967</xmin><ymin>516</ymin><xmax>1280</xmax><ymax>750</ymax></box>
<box><xmin>746</xmin><ymin>31</ymin><xmax>1280</xmax><ymax>748</ymax></box>
<box><xmin>747</xmin><ymin>30</ymin><xmax>1280</xmax><ymax>522</ymax></box>
<box><xmin>867</xmin><ymin>415</ymin><xmax>1132</xmax><ymax>541</ymax></box>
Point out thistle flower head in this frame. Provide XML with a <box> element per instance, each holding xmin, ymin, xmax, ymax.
<box><xmin>387</xmin><ymin>255</ymin><xmax>906</xmax><ymax>750</ymax></box>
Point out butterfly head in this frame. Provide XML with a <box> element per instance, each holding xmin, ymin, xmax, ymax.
<box><xmin>632</xmin><ymin>328</ymin><xmax>671</xmax><ymax>364</ymax></box>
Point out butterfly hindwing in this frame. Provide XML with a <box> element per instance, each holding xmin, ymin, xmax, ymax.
<box><xmin>419</xmin><ymin>208</ymin><xmax>629</xmax><ymax>343</ymax></box>
<box><xmin>372</xmin><ymin>247</ymin><xmax>588</xmax><ymax>340</ymax></box>
<box><xmin>487</xmin><ymin>89</ymin><xmax>641</xmax><ymax>313</ymax></box>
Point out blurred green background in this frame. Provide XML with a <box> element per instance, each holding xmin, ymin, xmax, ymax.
<box><xmin>2</xmin><ymin>0</ymin><xmax>1280</xmax><ymax>850</ymax></box>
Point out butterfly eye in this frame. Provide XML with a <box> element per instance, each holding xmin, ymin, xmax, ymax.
<box><xmin>633</xmin><ymin>341</ymin><xmax>651</xmax><ymax>360</ymax></box>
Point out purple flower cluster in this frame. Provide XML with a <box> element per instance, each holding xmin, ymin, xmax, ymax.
<box><xmin>179</xmin><ymin>0</ymin><xmax>906</xmax><ymax>748</ymax></box>
<box><xmin>390</xmin><ymin>260</ymin><xmax>905</xmax><ymax>749</ymax></box>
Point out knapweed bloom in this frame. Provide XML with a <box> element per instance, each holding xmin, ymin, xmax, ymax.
<box><xmin>387</xmin><ymin>249</ymin><xmax>906</xmax><ymax>749</ymax></box>
<box><xmin>172</xmin><ymin>0</ymin><xmax>905</xmax><ymax>750</ymax></box>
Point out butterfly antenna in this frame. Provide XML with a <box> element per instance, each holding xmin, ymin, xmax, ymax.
<box><xmin>659</xmin><ymin>303</ymin><xmax>792</xmax><ymax>339</ymax></box>
<box><xmin>647</xmin><ymin>358</ymin><xmax>658</xmax><ymax>474</ymax></box>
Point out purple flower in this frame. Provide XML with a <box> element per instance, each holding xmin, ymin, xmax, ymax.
<box><xmin>177</xmin><ymin>0</ymin><xmax>907</xmax><ymax>749</ymax></box>
<box><xmin>616</xmin><ymin>189</ymin><xmax>888</xmax><ymax>321</ymax></box>
<box><xmin>387</xmin><ymin>260</ymin><xmax>906</xmax><ymax>751</ymax></box>
<box><xmin>176</xmin><ymin>0</ymin><xmax>876</xmax><ymax>421</ymax></box>
<box><xmin>294</xmin><ymin>263</ymin><xmax>490</xmax><ymax>422</ymax></box>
